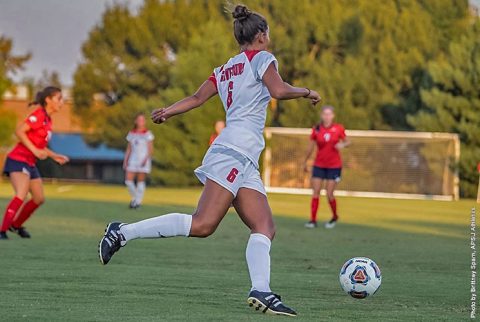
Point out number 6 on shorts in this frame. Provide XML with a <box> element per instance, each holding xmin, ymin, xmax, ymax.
<box><xmin>226</xmin><ymin>168</ymin><xmax>239</xmax><ymax>183</ymax></box>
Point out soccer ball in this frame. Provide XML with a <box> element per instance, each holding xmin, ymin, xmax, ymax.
<box><xmin>339</xmin><ymin>257</ymin><xmax>381</xmax><ymax>299</ymax></box>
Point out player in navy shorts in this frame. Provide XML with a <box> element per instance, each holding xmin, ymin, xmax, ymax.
<box><xmin>303</xmin><ymin>106</ymin><xmax>350</xmax><ymax>229</ymax></box>
<box><xmin>98</xmin><ymin>4</ymin><xmax>321</xmax><ymax>316</ymax></box>
<box><xmin>1</xmin><ymin>87</ymin><xmax>69</xmax><ymax>240</ymax></box>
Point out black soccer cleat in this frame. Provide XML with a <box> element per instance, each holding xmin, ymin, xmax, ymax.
<box><xmin>0</xmin><ymin>231</ymin><xmax>8</xmax><ymax>240</ymax></box>
<box><xmin>9</xmin><ymin>226</ymin><xmax>31</xmax><ymax>238</ymax></box>
<box><xmin>247</xmin><ymin>290</ymin><xmax>297</xmax><ymax>317</ymax></box>
<box><xmin>129</xmin><ymin>201</ymin><xmax>140</xmax><ymax>210</ymax></box>
<box><xmin>98</xmin><ymin>222</ymin><xmax>126</xmax><ymax>265</ymax></box>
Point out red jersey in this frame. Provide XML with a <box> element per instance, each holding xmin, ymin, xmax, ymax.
<box><xmin>8</xmin><ymin>107</ymin><xmax>52</xmax><ymax>166</ymax></box>
<box><xmin>310</xmin><ymin>123</ymin><xmax>346</xmax><ymax>168</ymax></box>
<box><xmin>208</xmin><ymin>133</ymin><xmax>218</xmax><ymax>146</ymax></box>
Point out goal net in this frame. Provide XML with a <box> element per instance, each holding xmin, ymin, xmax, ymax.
<box><xmin>263</xmin><ymin>128</ymin><xmax>460</xmax><ymax>201</ymax></box>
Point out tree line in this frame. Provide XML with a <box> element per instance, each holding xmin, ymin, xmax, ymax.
<box><xmin>2</xmin><ymin>0</ymin><xmax>477</xmax><ymax>196</ymax></box>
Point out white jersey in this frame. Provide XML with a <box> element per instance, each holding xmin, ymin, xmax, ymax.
<box><xmin>126</xmin><ymin>130</ymin><xmax>154</xmax><ymax>173</ymax></box>
<box><xmin>210</xmin><ymin>50</ymin><xmax>277</xmax><ymax>168</ymax></box>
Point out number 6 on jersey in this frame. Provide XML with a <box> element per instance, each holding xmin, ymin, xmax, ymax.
<box><xmin>226</xmin><ymin>81</ymin><xmax>234</xmax><ymax>108</ymax></box>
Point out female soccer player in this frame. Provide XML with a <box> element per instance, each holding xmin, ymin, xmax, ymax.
<box><xmin>123</xmin><ymin>113</ymin><xmax>154</xmax><ymax>209</ymax></box>
<box><xmin>1</xmin><ymin>86</ymin><xmax>69</xmax><ymax>240</ymax></box>
<box><xmin>208</xmin><ymin>120</ymin><xmax>225</xmax><ymax>146</ymax></box>
<box><xmin>99</xmin><ymin>5</ymin><xmax>320</xmax><ymax>316</ymax></box>
<box><xmin>303</xmin><ymin>106</ymin><xmax>350</xmax><ymax>229</ymax></box>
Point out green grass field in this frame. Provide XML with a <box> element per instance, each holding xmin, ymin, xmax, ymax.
<box><xmin>0</xmin><ymin>182</ymin><xmax>475</xmax><ymax>321</ymax></box>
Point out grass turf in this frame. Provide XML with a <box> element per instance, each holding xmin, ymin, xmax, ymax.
<box><xmin>0</xmin><ymin>182</ymin><xmax>475</xmax><ymax>321</ymax></box>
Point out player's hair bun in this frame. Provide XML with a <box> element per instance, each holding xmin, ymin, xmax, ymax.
<box><xmin>230</xmin><ymin>4</ymin><xmax>268</xmax><ymax>45</ymax></box>
<box><xmin>232</xmin><ymin>5</ymin><xmax>251</xmax><ymax>21</ymax></box>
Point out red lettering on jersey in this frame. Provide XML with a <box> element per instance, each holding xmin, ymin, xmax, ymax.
<box><xmin>220</xmin><ymin>63</ymin><xmax>245</xmax><ymax>82</ymax></box>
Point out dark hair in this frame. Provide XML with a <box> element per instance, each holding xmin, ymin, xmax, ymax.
<box><xmin>29</xmin><ymin>86</ymin><xmax>61</xmax><ymax>107</ymax></box>
<box><xmin>231</xmin><ymin>5</ymin><xmax>268</xmax><ymax>46</ymax></box>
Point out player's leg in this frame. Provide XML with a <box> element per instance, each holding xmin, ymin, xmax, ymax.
<box><xmin>124</xmin><ymin>171</ymin><xmax>137</xmax><ymax>208</ymax></box>
<box><xmin>306</xmin><ymin>176</ymin><xmax>323</xmax><ymax>228</ymax></box>
<box><xmin>120</xmin><ymin>179</ymin><xmax>232</xmax><ymax>239</ymax></box>
<box><xmin>10</xmin><ymin>177</ymin><xmax>45</xmax><ymax>238</ymax></box>
<box><xmin>233</xmin><ymin>188</ymin><xmax>275</xmax><ymax>292</ymax></box>
<box><xmin>189</xmin><ymin>179</ymin><xmax>234</xmax><ymax>237</ymax></box>
<box><xmin>134</xmin><ymin>172</ymin><xmax>147</xmax><ymax>207</ymax></box>
<box><xmin>0</xmin><ymin>172</ymin><xmax>30</xmax><ymax>239</ymax></box>
<box><xmin>99</xmin><ymin>179</ymin><xmax>233</xmax><ymax>264</ymax></box>
<box><xmin>233</xmin><ymin>188</ymin><xmax>296</xmax><ymax>316</ymax></box>
<box><xmin>325</xmin><ymin>179</ymin><xmax>338</xmax><ymax>228</ymax></box>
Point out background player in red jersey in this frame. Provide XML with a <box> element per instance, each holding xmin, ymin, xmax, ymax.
<box><xmin>1</xmin><ymin>87</ymin><xmax>69</xmax><ymax>240</ymax></box>
<box><xmin>303</xmin><ymin>106</ymin><xmax>350</xmax><ymax>229</ymax></box>
<box><xmin>208</xmin><ymin>120</ymin><xmax>225</xmax><ymax>146</ymax></box>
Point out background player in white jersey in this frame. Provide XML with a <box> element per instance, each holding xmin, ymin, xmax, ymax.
<box><xmin>99</xmin><ymin>4</ymin><xmax>320</xmax><ymax>316</ymax></box>
<box><xmin>123</xmin><ymin>113</ymin><xmax>154</xmax><ymax>209</ymax></box>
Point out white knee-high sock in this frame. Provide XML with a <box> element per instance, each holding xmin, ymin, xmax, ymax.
<box><xmin>125</xmin><ymin>180</ymin><xmax>136</xmax><ymax>200</ymax></box>
<box><xmin>120</xmin><ymin>213</ymin><xmax>192</xmax><ymax>242</ymax></box>
<box><xmin>135</xmin><ymin>181</ymin><xmax>146</xmax><ymax>205</ymax></box>
<box><xmin>246</xmin><ymin>233</ymin><xmax>272</xmax><ymax>292</ymax></box>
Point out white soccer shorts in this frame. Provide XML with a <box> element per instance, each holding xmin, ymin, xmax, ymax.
<box><xmin>194</xmin><ymin>144</ymin><xmax>266</xmax><ymax>198</ymax></box>
<box><xmin>126</xmin><ymin>159</ymin><xmax>152</xmax><ymax>174</ymax></box>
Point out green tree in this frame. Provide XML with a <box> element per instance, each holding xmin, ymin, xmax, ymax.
<box><xmin>277</xmin><ymin>0</ymin><xmax>469</xmax><ymax>130</ymax></box>
<box><xmin>0</xmin><ymin>108</ymin><xmax>16</xmax><ymax>146</ymax></box>
<box><xmin>149</xmin><ymin>19</ymin><xmax>235</xmax><ymax>185</ymax></box>
<box><xmin>408</xmin><ymin>20</ymin><xmax>480</xmax><ymax>197</ymax></box>
<box><xmin>0</xmin><ymin>35</ymin><xmax>30</xmax><ymax>146</ymax></box>
<box><xmin>73</xmin><ymin>1</ymin><xmax>233</xmax><ymax>184</ymax></box>
<box><xmin>72</xmin><ymin>0</ymin><xmax>473</xmax><ymax>188</ymax></box>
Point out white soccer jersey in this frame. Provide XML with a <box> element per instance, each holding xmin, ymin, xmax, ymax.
<box><xmin>126</xmin><ymin>130</ymin><xmax>154</xmax><ymax>173</ymax></box>
<box><xmin>209</xmin><ymin>50</ymin><xmax>278</xmax><ymax>168</ymax></box>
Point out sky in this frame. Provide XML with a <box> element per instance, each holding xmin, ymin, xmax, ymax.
<box><xmin>0</xmin><ymin>0</ymin><xmax>143</xmax><ymax>86</ymax></box>
<box><xmin>1</xmin><ymin>0</ymin><xmax>479</xmax><ymax>87</ymax></box>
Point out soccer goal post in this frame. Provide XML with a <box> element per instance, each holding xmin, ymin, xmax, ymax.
<box><xmin>263</xmin><ymin>127</ymin><xmax>460</xmax><ymax>201</ymax></box>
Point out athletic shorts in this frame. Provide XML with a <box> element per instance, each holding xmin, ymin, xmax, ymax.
<box><xmin>126</xmin><ymin>159</ymin><xmax>152</xmax><ymax>174</ymax></box>
<box><xmin>194</xmin><ymin>144</ymin><xmax>266</xmax><ymax>198</ymax></box>
<box><xmin>3</xmin><ymin>157</ymin><xmax>41</xmax><ymax>179</ymax></box>
<box><xmin>312</xmin><ymin>166</ymin><xmax>342</xmax><ymax>182</ymax></box>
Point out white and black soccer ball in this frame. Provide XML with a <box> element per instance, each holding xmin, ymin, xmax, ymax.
<box><xmin>339</xmin><ymin>257</ymin><xmax>381</xmax><ymax>299</ymax></box>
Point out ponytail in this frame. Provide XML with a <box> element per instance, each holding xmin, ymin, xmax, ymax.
<box><xmin>29</xmin><ymin>86</ymin><xmax>61</xmax><ymax>107</ymax></box>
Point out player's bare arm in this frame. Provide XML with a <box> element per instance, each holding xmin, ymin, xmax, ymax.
<box><xmin>15</xmin><ymin>122</ymin><xmax>48</xmax><ymax>160</ymax></box>
<box><xmin>335</xmin><ymin>138</ymin><xmax>351</xmax><ymax>150</ymax></box>
<box><xmin>45</xmin><ymin>148</ymin><xmax>69</xmax><ymax>165</ymax></box>
<box><xmin>151</xmin><ymin>80</ymin><xmax>217</xmax><ymax>124</ymax></box>
<box><xmin>123</xmin><ymin>143</ymin><xmax>131</xmax><ymax>170</ymax></box>
<box><xmin>142</xmin><ymin>141</ymin><xmax>153</xmax><ymax>166</ymax></box>
<box><xmin>303</xmin><ymin>140</ymin><xmax>316</xmax><ymax>172</ymax></box>
<box><xmin>262</xmin><ymin>63</ymin><xmax>321</xmax><ymax>105</ymax></box>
